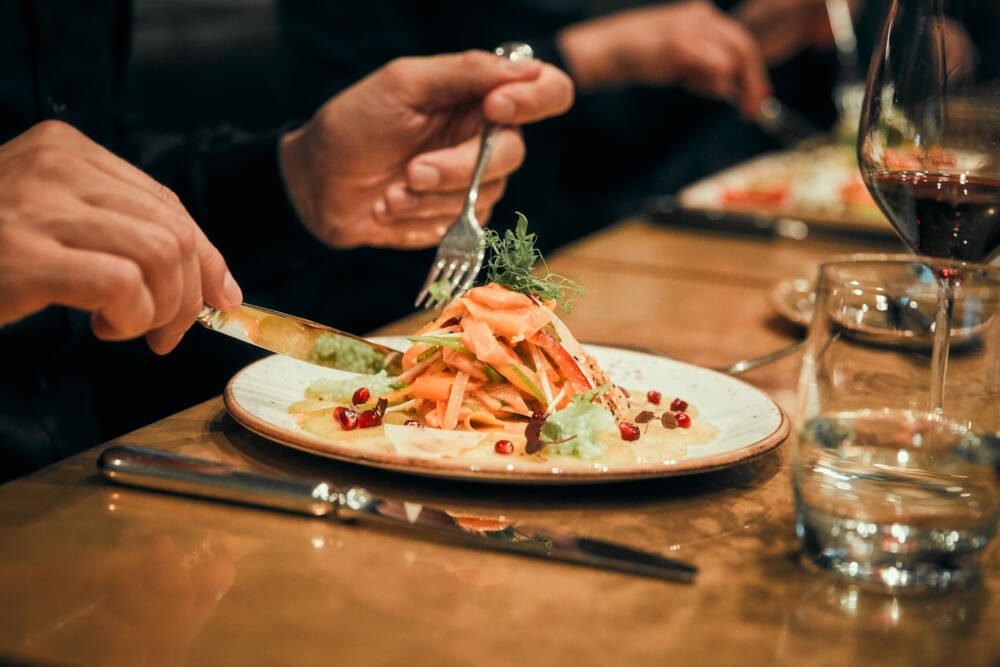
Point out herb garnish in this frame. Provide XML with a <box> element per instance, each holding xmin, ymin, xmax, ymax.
<box><xmin>483</xmin><ymin>212</ymin><xmax>584</xmax><ymax>312</ymax></box>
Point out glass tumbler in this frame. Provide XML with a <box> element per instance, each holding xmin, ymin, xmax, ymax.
<box><xmin>793</xmin><ymin>258</ymin><xmax>1000</xmax><ymax>591</ymax></box>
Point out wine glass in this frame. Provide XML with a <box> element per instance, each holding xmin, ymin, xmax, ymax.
<box><xmin>857</xmin><ymin>0</ymin><xmax>1000</xmax><ymax>409</ymax></box>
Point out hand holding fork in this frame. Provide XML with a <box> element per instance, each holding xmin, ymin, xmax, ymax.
<box><xmin>414</xmin><ymin>42</ymin><xmax>535</xmax><ymax>309</ymax></box>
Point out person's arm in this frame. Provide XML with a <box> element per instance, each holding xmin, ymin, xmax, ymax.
<box><xmin>131</xmin><ymin>51</ymin><xmax>573</xmax><ymax>267</ymax></box>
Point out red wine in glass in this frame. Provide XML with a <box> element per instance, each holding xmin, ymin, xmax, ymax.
<box><xmin>868</xmin><ymin>172</ymin><xmax>1000</xmax><ymax>263</ymax></box>
<box><xmin>858</xmin><ymin>0</ymin><xmax>1000</xmax><ymax>410</ymax></box>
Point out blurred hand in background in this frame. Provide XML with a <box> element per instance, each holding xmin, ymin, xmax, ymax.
<box><xmin>557</xmin><ymin>1</ymin><xmax>772</xmax><ymax>118</ymax></box>
<box><xmin>734</xmin><ymin>0</ymin><xmax>865</xmax><ymax>66</ymax></box>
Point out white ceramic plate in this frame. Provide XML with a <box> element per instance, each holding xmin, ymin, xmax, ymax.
<box><xmin>224</xmin><ymin>338</ymin><xmax>789</xmax><ymax>484</ymax></box>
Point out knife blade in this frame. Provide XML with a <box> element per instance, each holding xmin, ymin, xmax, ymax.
<box><xmin>97</xmin><ymin>446</ymin><xmax>697</xmax><ymax>583</ymax></box>
<box><xmin>196</xmin><ymin>304</ymin><xmax>403</xmax><ymax>375</ymax></box>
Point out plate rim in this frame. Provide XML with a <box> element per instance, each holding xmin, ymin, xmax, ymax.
<box><xmin>223</xmin><ymin>342</ymin><xmax>790</xmax><ymax>484</ymax></box>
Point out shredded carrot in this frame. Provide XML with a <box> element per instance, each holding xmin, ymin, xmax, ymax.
<box><xmin>402</xmin><ymin>343</ymin><xmax>434</xmax><ymax>371</ymax></box>
<box><xmin>360</xmin><ymin>284</ymin><xmax>602</xmax><ymax>433</ymax></box>
<box><xmin>409</xmin><ymin>374</ymin><xmax>455</xmax><ymax>402</ymax></box>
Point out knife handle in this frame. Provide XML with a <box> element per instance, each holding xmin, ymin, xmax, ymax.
<box><xmin>98</xmin><ymin>446</ymin><xmax>338</xmax><ymax>518</ymax></box>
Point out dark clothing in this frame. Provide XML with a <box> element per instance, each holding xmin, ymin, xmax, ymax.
<box><xmin>279</xmin><ymin>0</ymin><xmax>839</xmax><ymax>254</ymax></box>
<box><xmin>0</xmin><ymin>1</ymin><xmax>324</xmax><ymax>481</ymax></box>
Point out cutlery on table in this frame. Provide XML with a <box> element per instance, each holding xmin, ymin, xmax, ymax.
<box><xmin>414</xmin><ymin>41</ymin><xmax>535</xmax><ymax>309</ymax></box>
<box><xmin>197</xmin><ymin>304</ymin><xmax>403</xmax><ymax>375</ymax></box>
<box><xmin>98</xmin><ymin>446</ymin><xmax>698</xmax><ymax>583</ymax></box>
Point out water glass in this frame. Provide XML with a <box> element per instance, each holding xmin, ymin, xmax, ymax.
<box><xmin>793</xmin><ymin>258</ymin><xmax>1000</xmax><ymax>591</ymax></box>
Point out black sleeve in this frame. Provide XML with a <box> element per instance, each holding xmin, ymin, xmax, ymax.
<box><xmin>116</xmin><ymin>123</ymin><xmax>328</xmax><ymax>292</ymax></box>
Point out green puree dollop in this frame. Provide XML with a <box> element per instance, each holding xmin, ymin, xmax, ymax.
<box><xmin>308</xmin><ymin>370</ymin><xmax>398</xmax><ymax>403</ymax></box>
<box><xmin>310</xmin><ymin>333</ymin><xmax>385</xmax><ymax>374</ymax></box>
<box><xmin>543</xmin><ymin>387</ymin><xmax>616</xmax><ymax>460</ymax></box>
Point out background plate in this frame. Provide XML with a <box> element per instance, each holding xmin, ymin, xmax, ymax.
<box><xmin>225</xmin><ymin>338</ymin><xmax>789</xmax><ymax>484</ymax></box>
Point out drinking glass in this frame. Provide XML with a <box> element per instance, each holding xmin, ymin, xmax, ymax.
<box><xmin>793</xmin><ymin>258</ymin><xmax>1000</xmax><ymax>591</ymax></box>
<box><xmin>857</xmin><ymin>0</ymin><xmax>1000</xmax><ymax>409</ymax></box>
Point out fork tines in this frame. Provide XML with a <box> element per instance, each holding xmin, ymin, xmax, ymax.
<box><xmin>414</xmin><ymin>254</ymin><xmax>481</xmax><ymax>309</ymax></box>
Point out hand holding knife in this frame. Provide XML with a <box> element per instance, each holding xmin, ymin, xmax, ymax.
<box><xmin>197</xmin><ymin>303</ymin><xmax>403</xmax><ymax>375</ymax></box>
<box><xmin>98</xmin><ymin>446</ymin><xmax>697</xmax><ymax>583</ymax></box>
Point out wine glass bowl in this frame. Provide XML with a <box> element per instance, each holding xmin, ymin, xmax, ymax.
<box><xmin>857</xmin><ymin>0</ymin><xmax>1000</xmax><ymax>264</ymax></box>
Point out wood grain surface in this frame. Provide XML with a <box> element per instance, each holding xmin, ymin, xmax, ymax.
<box><xmin>1</xmin><ymin>220</ymin><xmax>995</xmax><ymax>667</ymax></box>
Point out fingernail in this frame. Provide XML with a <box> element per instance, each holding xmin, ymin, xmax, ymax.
<box><xmin>387</xmin><ymin>184</ymin><xmax>418</xmax><ymax>211</ymax></box>
<box><xmin>409</xmin><ymin>164</ymin><xmax>440</xmax><ymax>189</ymax></box>
<box><xmin>490</xmin><ymin>95</ymin><xmax>516</xmax><ymax>120</ymax></box>
<box><xmin>223</xmin><ymin>271</ymin><xmax>243</xmax><ymax>308</ymax></box>
<box><xmin>373</xmin><ymin>198</ymin><xmax>388</xmax><ymax>219</ymax></box>
<box><xmin>502</xmin><ymin>59</ymin><xmax>537</xmax><ymax>75</ymax></box>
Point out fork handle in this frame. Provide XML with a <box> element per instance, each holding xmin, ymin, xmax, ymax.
<box><xmin>464</xmin><ymin>128</ymin><xmax>500</xmax><ymax>214</ymax></box>
<box><xmin>462</xmin><ymin>42</ymin><xmax>534</xmax><ymax>216</ymax></box>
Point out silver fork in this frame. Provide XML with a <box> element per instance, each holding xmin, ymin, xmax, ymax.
<box><xmin>414</xmin><ymin>41</ymin><xmax>534</xmax><ymax>309</ymax></box>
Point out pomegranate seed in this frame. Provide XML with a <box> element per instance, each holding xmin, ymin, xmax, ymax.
<box><xmin>357</xmin><ymin>409</ymin><xmax>382</xmax><ymax>429</ymax></box>
<box><xmin>352</xmin><ymin>387</ymin><xmax>370</xmax><ymax>405</ymax></box>
<box><xmin>618</xmin><ymin>422</ymin><xmax>641</xmax><ymax>441</ymax></box>
<box><xmin>646</xmin><ymin>390</ymin><xmax>661</xmax><ymax>405</ymax></box>
<box><xmin>676</xmin><ymin>412</ymin><xmax>692</xmax><ymax>429</ymax></box>
<box><xmin>531</xmin><ymin>410</ymin><xmax>548</xmax><ymax>421</ymax></box>
<box><xmin>670</xmin><ymin>398</ymin><xmax>688</xmax><ymax>412</ymax></box>
<box><xmin>494</xmin><ymin>439</ymin><xmax>515</xmax><ymax>455</ymax></box>
<box><xmin>336</xmin><ymin>407</ymin><xmax>359</xmax><ymax>430</ymax></box>
<box><xmin>404</xmin><ymin>419</ymin><xmax>424</xmax><ymax>428</ymax></box>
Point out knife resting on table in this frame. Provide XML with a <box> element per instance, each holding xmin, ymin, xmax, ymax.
<box><xmin>98</xmin><ymin>446</ymin><xmax>698</xmax><ymax>583</ymax></box>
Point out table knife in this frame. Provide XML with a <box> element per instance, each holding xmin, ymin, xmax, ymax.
<box><xmin>97</xmin><ymin>446</ymin><xmax>697</xmax><ymax>583</ymax></box>
<box><xmin>197</xmin><ymin>304</ymin><xmax>403</xmax><ymax>375</ymax></box>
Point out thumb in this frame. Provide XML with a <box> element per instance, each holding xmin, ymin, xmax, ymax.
<box><xmin>389</xmin><ymin>50</ymin><xmax>543</xmax><ymax>109</ymax></box>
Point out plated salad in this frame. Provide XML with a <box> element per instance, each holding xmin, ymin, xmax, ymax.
<box><xmin>289</xmin><ymin>215</ymin><xmax>718</xmax><ymax>464</ymax></box>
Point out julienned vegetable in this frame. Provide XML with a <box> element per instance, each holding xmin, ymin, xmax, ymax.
<box><xmin>299</xmin><ymin>215</ymin><xmax>690</xmax><ymax>459</ymax></box>
<box><xmin>384</xmin><ymin>280</ymin><xmax>624</xmax><ymax>432</ymax></box>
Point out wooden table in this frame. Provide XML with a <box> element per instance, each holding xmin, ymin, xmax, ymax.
<box><xmin>2</xmin><ymin>220</ymin><xmax>996</xmax><ymax>666</ymax></box>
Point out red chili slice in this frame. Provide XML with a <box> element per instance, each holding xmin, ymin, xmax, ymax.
<box><xmin>529</xmin><ymin>331</ymin><xmax>592</xmax><ymax>394</ymax></box>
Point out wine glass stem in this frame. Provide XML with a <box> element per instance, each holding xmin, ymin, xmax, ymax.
<box><xmin>929</xmin><ymin>280</ymin><xmax>955</xmax><ymax>412</ymax></box>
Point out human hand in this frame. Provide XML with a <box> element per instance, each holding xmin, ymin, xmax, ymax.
<box><xmin>0</xmin><ymin>121</ymin><xmax>242</xmax><ymax>353</ymax></box>
<box><xmin>557</xmin><ymin>1</ymin><xmax>771</xmax><ymax>117</ymax></box>
<box><xmin>733</xmin><ymin>0</ymin><xmax>864</xmax><ymax>65</ymax></box>
<box><xmin>277</xmin><ymin>50</ymin><xmax>574</xmax><ymax>249</ymax></box>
